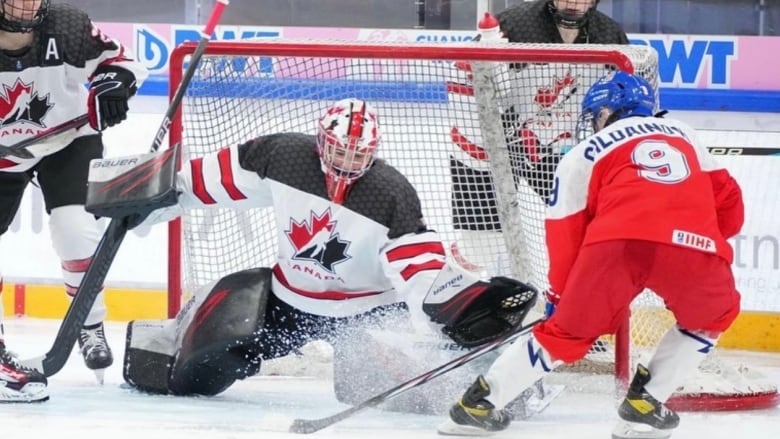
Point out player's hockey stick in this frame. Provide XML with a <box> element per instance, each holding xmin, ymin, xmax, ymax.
<box><xmin>0</xmin><ymin>114</ymin><xmax>89</xmax><ymax>160</ymax></box>
<box><xmin>289</xmin><ymin>317</ymin><xmax>543</xmax><ymax>434</ymax></box>
<box><xmin>19</xmin><ymin>0</ymin><xmax>230</xmax><ymax>377</ymax></box>
<box><xmin>707</xmin><ymin>146</ymin><xmax>780</xmax><ymax>156</ymax></box>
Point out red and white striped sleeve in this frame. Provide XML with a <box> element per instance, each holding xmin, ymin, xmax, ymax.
<box><xmin>381</xmin><ymin>230</ymin><xmax>449</xmax><ymax>332</ymax></box>
<box><xmin>177</xmin><ymin>145</ymin><xmax>273</xmax><ymax>210</ymax></box>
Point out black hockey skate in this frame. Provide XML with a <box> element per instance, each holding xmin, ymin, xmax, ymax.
<box><xmin>79</xmin><ymin>323</ymin><xmax>113</xmax><ymax>384</ymax></box>
<box><xmin>438</xmin><ymin>375</ymin><xmax>511</xmax><ymax>436</ymax></box>
<box><xmin>0</xmin><ymin>343</ymin><xmax>48</xmax><ymax>402</ymax></box>
<box><xmin>612</xmin><ymin>364</ymin><xmax>680</xmax><ymax>439</ymax></box>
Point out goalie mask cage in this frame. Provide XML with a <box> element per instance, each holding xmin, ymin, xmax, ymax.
<box><xmin>167</xmin><ymin>40</ymin><xmax>778</xmax><ymax>411</ymax></box>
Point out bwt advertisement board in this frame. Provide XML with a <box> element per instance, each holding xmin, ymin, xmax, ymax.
<box><xmin>100</xmin><ymin>23</ymin><xmax>780</xmax><ymax>92</ymax></box>
<box><xmin>102</xmin><ymin>23</ymin><xmax>780</xmax><ymax>111</ymax></box>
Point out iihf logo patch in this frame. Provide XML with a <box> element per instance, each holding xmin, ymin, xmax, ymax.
<box><xmin>672</xmin><ymin>229</ymin><xmax>716</xmax><ymax>253</ymax></box>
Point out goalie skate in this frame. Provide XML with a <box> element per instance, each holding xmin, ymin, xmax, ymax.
<box><xmin>0</xmin><ymin>345</ymin><xmax>48</xmax><ymax>403</ymax></box>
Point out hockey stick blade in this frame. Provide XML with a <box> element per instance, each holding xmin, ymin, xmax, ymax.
<box><xmin>0</xmin><ymin>114</ymin><xmax>89</xmax><ymax>160</ymax></box>
<box><xmin>289</xmin><ymin>317</ymin><xmax>543</xmax><ymax>434</ymax></box>
<box><xmin>18</xmin><ymin>0</ymin><xmax>230</xmax><ymax>377</ymax></box>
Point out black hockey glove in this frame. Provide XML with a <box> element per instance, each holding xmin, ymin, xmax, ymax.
<box><xmin>88</xmin><ymin>65</ymin><xmax>137</xmax><ymax>131</ymax></box>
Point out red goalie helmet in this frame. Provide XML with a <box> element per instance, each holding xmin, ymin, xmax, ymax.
<box><xmin>317</xmin><ymin>98</ymin><xmax>381</xmax><ymax>204</ymax></box>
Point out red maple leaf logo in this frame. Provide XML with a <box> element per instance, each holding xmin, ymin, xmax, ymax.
<box><xmin>534</xmin><ymin>71</ymin><xmax>577</xmax><ymax>109</ymax></box>
<box><xmin>0</xmin><ymin>79</ymin><xmax>32</xmax><ymax>118</ymax></box>
<box><xmin>286</xmin><ymin>209</ymin><xmax>336</xmax><ymax>251</ymax></box>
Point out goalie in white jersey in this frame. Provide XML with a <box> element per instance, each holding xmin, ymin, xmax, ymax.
<box><xmin>110</xmin><ymin>98</ymin><xmax>538</xmax><ymax>410</ymax></box>
<box><xmin>0</xmin><ymin>0</ymin><xmax>147</xmax><ymax>400</ymax></box>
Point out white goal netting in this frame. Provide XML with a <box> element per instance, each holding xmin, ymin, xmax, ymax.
<box><xmin>167</xmin><ymin>39</ymin><xmax>778</xmax><ymax>410</ymax></box>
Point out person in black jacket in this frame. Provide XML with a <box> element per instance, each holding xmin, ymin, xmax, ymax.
<box><xmin>448</xmin><ymin>0</ymin><xmax>629</xmax><ymax>274</ymax></box>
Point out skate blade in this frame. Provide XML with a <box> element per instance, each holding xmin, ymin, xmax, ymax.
<box><xmin>0</xmin><ymin>382</ymin><xmax>49</xmax><ymax>403</ymax></box>
<box><xmin>92</xmin><ymin>368</ymin><xmax>106</xmax><ymax>385</ymax></box>
<box><xmin>612</xmin><ymin>420</ymin><xmax>673</xmax><ymax>439</ymax></box>
<box><xmin>437</xmin><ymin>418</ymin><xmax>496</xmax><ymax>437</ymax></box>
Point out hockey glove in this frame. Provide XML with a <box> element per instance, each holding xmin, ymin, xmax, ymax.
<box><xmin>88</xmin><ymin>65</ymin><xmax>138</xmax><ymax>131</ymax></box>
<box><xmin>544</xmin><ymin>290</ymin><xmax>561</xmax><ymax>319</ymax></box>
<box><xmin>423</xmin><ymin>276</ymin><xmax>538</xmax><ymax>348</ymax></box>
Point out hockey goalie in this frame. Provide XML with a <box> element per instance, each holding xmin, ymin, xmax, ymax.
<box><xmin>86</xmin><ymin>98</ymin><xmax>544</xmax><ymax>415</ymax></box>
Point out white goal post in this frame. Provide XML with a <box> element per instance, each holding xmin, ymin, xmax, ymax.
<box><xmin>166</xmin><ymin>39</ymin><xmax>778</xmax><ymax>411</ymax></box>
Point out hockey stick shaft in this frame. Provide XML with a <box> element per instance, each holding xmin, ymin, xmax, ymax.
<box><xmin>289</xmin><ymin>317</ymin><xmax>543</xmax><ymax>434</ymax></box>
<box><xmin>706</xmin><ymin>146</ymin><xmax>780</xmax><ymax>156</ymax></box>
<box><xmin>20</xmin><ymin>0</ymin><xmax>230</xmax><ymax>377</ymax></box>
<box><xmin>0</xmin><ymin>114</ymin><xmax>89</xmax><ymax>159</ymax></box>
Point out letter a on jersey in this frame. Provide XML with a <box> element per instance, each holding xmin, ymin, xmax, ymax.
<box><xmin>285</xmin><ymin>208</ymin><xmax>351</xmax><ymax>272</ymax></box>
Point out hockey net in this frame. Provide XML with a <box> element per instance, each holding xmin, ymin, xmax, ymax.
<box><xmin>167</xmin><ymin>40</ymin><xmax>778</xmax><ymax>410</ymax></box>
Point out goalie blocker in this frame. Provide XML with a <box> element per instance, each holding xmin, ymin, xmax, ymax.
<box><xmin>123</xmin><ymin>265</ymin><xmax>537</xmax><ymax>396</ymax></box>
<box><xmin>85</xmin><ymin>145</ymin><xmax>180</xmax><ymax>225</ymax></box>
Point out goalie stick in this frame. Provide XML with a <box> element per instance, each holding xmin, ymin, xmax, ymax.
<box><xmin>289</xmin><ymin>317</ymin><xmax>543</xmax><ymax>434</ymax></box>
<box><xmin>0</xmin><ymin>114</ymin><xmax>89</xmax><ymax>160</ymax></box>
<box><xmin>19</xmin><ymin>0</ymin><xmax>231</xmax><ymax>377</ymax></box>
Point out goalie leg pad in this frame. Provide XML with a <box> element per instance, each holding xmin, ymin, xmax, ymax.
<box><xmin>123</xmin><ymin>319</ymin><xmax>176</xmax><ymax>394</ymax></box>
<box><xmin>123</xmin><ymin>267</ymin><xmax>272</xmax><ymax>396</ymax></box>
<box><xmin>169</xmin><ymin>267</ymin><xmax>272</xmax><ymax>396</ymax></box>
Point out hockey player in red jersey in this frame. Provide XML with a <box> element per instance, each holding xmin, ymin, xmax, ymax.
<box><xmin>111</xmin><ymin>98</ymin><xmax>537</xmax><ymax>408</ymax></box>
<box><xmin>0</xmin><ymin>0</ymin><xmax>147</xmax><ymax>397</ymax></box>
<box><xmin>449</xmin><ymin>1</ymin><xmax>629</xmax><ymax>274</ymax></box>
<box><xmin>438</xmin><ymin>72</ymin><xmax>743</xmax><ymax>438</ymax></box>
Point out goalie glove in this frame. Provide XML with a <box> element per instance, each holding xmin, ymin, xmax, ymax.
<box><xmin>423</xmin><ymin>276</ymin><xmax>538</xmax><ymax>348</ymax></box>
<box><xmin>88</xmin><ymin>65</ymin><xmax>138</xmax><ymax>131</ymax></box>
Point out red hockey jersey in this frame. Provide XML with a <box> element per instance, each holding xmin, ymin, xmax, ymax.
<box><xmin>545</xmin><ymin>116</ymin><xmax>744</xmax><ymax>294</ymax></box>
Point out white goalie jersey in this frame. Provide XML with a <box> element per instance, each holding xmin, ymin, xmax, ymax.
<box><xmin>173</xmin><ymin>132</ymin><xmax>482</xmax><ymax>330</ymax></box>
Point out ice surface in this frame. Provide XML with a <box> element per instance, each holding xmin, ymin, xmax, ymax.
<box><xmin>2</xmin><ymin>318</ymin><xmax>779</xmax><ymax>438</ymax></box>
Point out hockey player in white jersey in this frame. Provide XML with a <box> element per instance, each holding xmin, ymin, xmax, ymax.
<box><xmin>0</xmin><ymin>0</ymin><xmax>147</xmax><ymax>397</ymax></box>
<box><xmin>98</xmin><ymin>98</ymin><xmax>538</xmax><ymax>409</ymax></box>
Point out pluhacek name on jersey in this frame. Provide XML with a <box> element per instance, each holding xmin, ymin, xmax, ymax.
<box><xmin>583</xmin><ymin>121</ymin><xmax>691</xmax><ymax>161</ymax></box>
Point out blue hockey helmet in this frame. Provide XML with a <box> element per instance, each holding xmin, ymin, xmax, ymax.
<box><xmin>576</xmin><ymin>71</ymin><xmax>656</xmax><ymax>139</ymax></box>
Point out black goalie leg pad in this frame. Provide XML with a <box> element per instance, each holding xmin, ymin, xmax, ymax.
<box><xmin>169</xmin><ymin>267</ymin><xmax>272</xmax><ymax>396</ymax></box>
<box><xmin>123</xmin><ymin>320</ymin><xmax>175</xmax><ymax>394</ymax></box>
<box><xmin>123</xmin><ymin>267</ymin><xmax>272</xmax><ymax>396</ymax></box>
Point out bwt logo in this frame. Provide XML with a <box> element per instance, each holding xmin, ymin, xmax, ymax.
<box><xmin>135</xmin><ymin>25</ymin><xmax>281</xmax><ymax>74</ymax></box>
<box><xmin>629</xmin><ymin>37</ymin><xmax>735</xmax><ymax>88</ymax></box>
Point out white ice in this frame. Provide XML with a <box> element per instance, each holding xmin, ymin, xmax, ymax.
<box><xmin>2</xmin><ymin>318</ymin><xmax>779</xmax><ymax>438</ymax></box>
